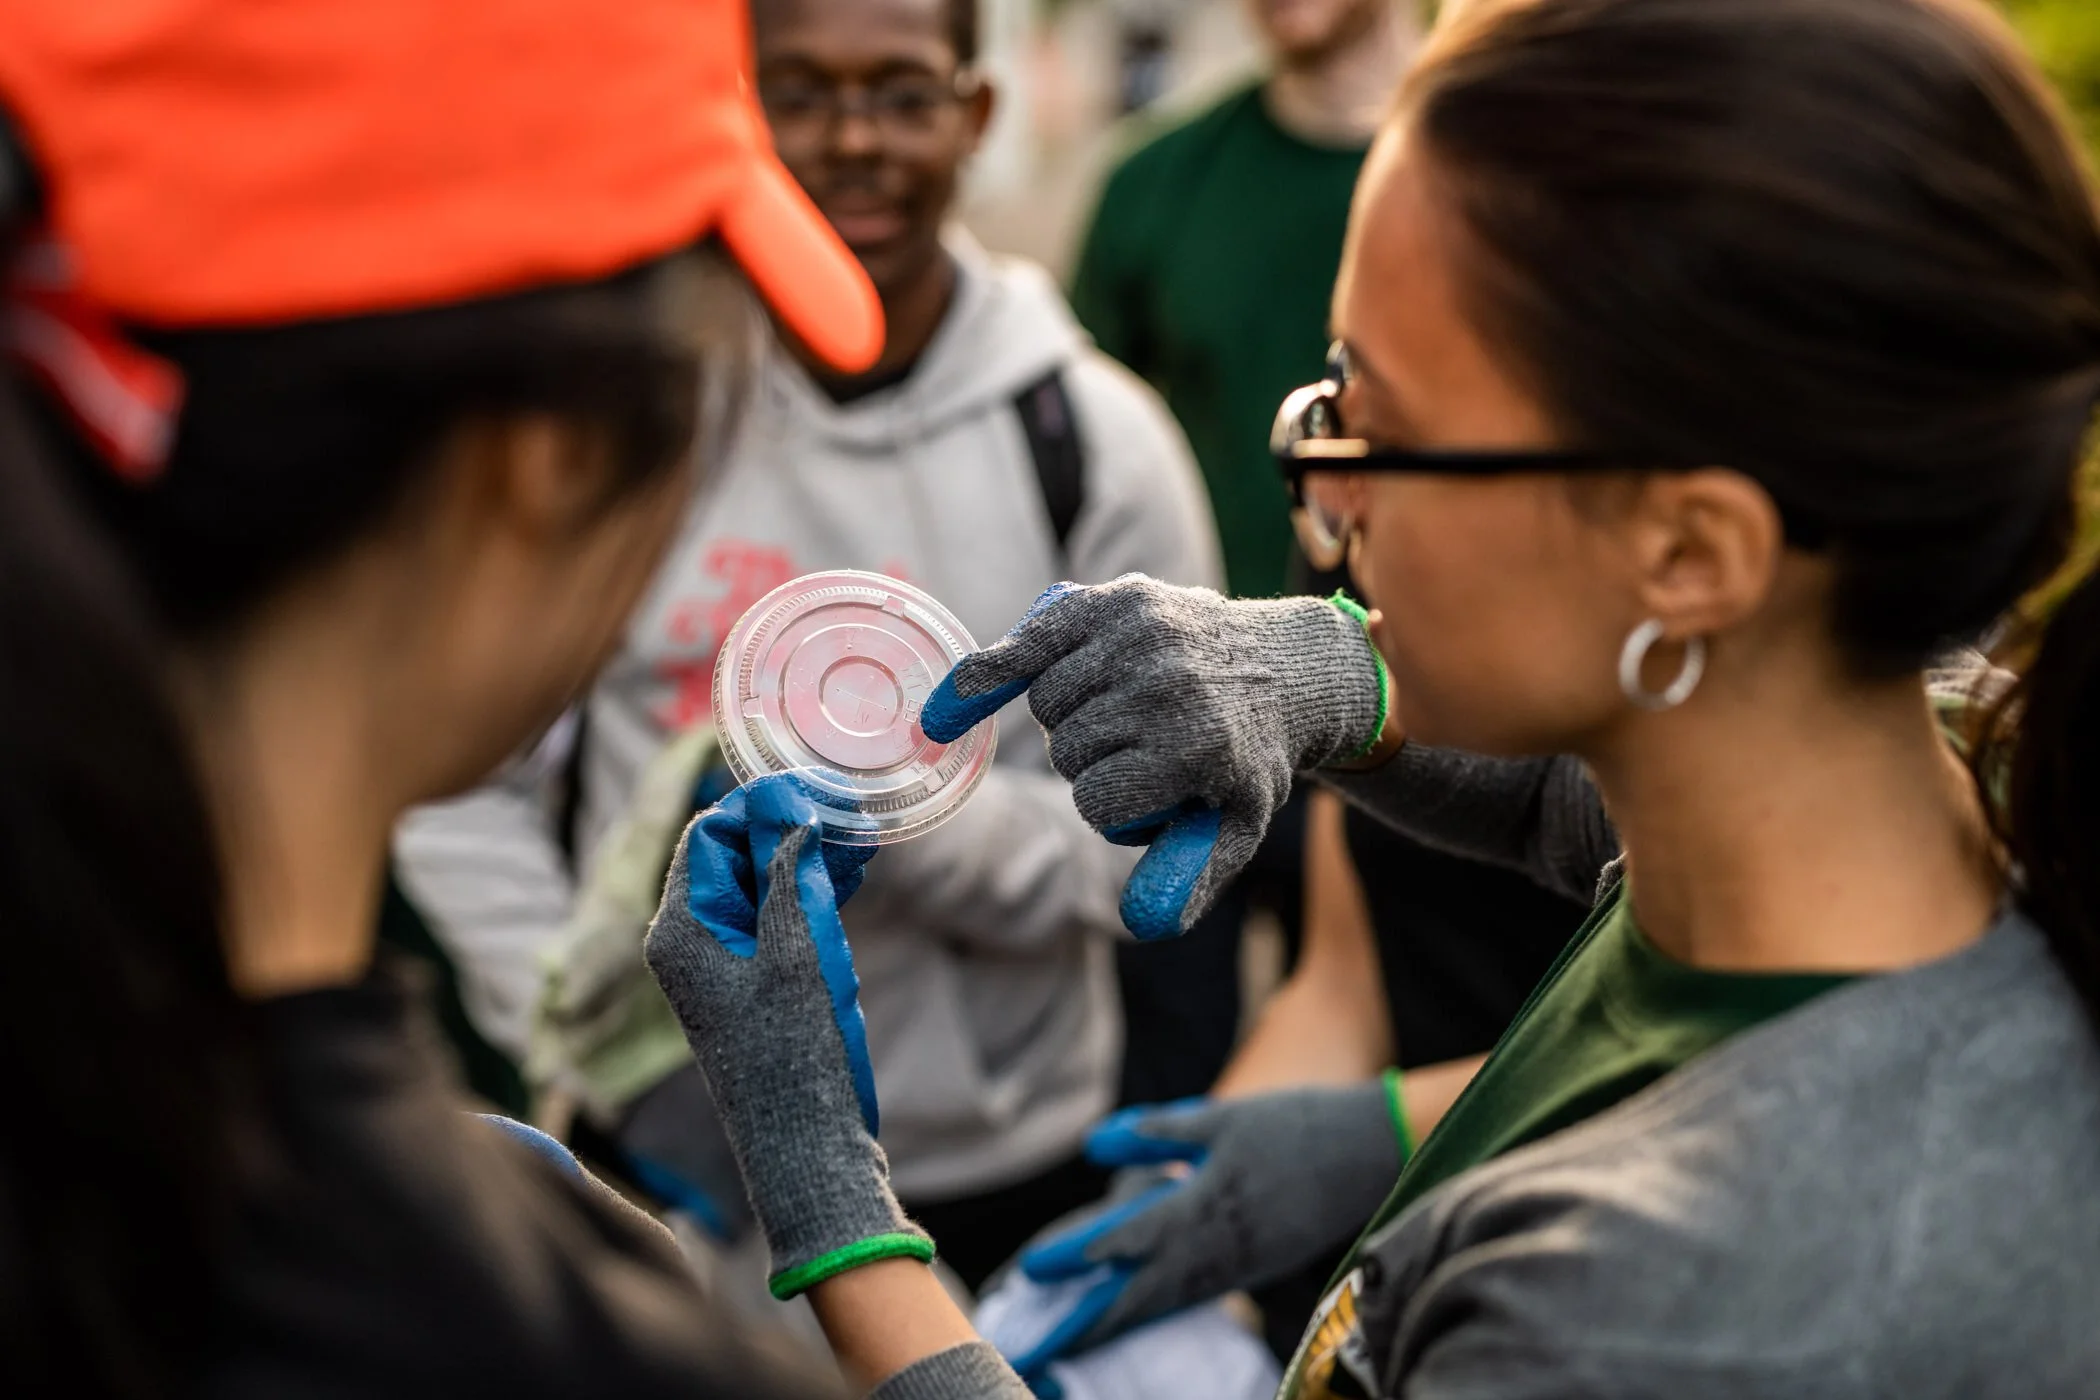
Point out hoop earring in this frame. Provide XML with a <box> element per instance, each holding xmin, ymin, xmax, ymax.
<box><xmin>1618</xmin><ymin>619</ymin><xmax>1706</xmax><ymax>712</ymax></box>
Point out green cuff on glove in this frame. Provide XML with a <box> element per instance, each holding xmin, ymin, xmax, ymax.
<box><xmin>769</xmin><ymin>1231</ymin><xmax>938</xmax><ymax>1300</ymax></box>
<box><xmin>1328</xmin><ymin>592</ymin><xmax>1391</xmax><ymax>763</ymax></box>
<box><xmin>1380</xmin><ymin>1065</ymin><xmax>1416</xmax><ymax>1163</ymax></box>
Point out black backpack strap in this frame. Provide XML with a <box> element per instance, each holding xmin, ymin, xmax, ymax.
<box><xmin>1013</xmin><ymin>369</ymin><xmax>1087</xmax><ymax>559</ymax></box>
<box><xmin>554</xmin><ymin>705</ymin><xmax>591</xmax><ymax>875</ymax></box>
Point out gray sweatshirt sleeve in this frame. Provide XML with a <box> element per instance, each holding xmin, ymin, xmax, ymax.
<box><xmin>1320</xmin><ymin>744</ymin><xmax>1617</xmax><ymax>906</ymax></box>
<box><xmin>392</xmin><ymin>745</ymin><xmax>576</xmax><ymax>1062</ymax></box>
<box><xmin>870</xmin><ymin>1343</ymin><xmax>1032</xmax><ymax>1400</ymax></box>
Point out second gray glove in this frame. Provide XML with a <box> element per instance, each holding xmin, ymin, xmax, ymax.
<box><xmin>994</xmin><ymin>1077</ymin><xmax>1412</xmax><ymax>1378</ymax></box>
<box><xmin>920</xmin><ymin>576</ymin><xmax>1388</xmax><ymax>938</ymax></box>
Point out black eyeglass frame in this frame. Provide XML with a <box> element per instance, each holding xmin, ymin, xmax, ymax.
<box><xmin>1268</xmin><ymin>378</ymin><xmax>1667</xmax><ymax>511</ymax></box>
<box><xmin>1269</xmin><ymin>366</ymin><xmax>1830</xmax><ymax>561</ymax></box>
<box><xmin>757</xmin><ymin>67</ymin><xmax>987</xmax><ymax>139</ymax></box>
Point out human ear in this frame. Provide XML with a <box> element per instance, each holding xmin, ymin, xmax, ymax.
<box><xmin>963</xmin><ymin>77</ymin><xmax>996</xmax><ymax>152</ymax></box>
<box><xmin>451</xmin><ymin>414</ymin><xmax>618</xmax><ymax>549</ymax></box>
<box><xmin>1623</xmin><ymin>469</ymin><xmax>1785</xmax><ymax>639</ymax></box>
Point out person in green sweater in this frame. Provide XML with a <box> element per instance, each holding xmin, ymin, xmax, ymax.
<box><xmin>1071</xmin><ymin>0</ymin><xmax>1424</xmax><ymax>603</ymax></box>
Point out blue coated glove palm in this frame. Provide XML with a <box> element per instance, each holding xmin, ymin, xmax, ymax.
<box><xmin>998</xmin><ymin>1078</ymin><xmax>1409</xmax><ymax>1379</ymax></box>
<box><xmin>921</xmin><ymin>577</ymin><xmax>1386</xmax><ymax>939</ymax></box>
<box><xmin>643</xmin><ymin>775</ymin><xmax>930</xmax><ymax>1299</ymax></box>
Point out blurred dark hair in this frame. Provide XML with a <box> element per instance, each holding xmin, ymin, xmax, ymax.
<box><xmin>74</xmin><ymin>255</ymin><xmax>738</xmax><ymax>639</ymax></box>
<box><xmin>0</xmin><ymin>374</ymin><xmax>243</xmax><ymax>1398</ymax></box>
<box><xmin>0</xmin><ymin>125</ymin><xmax>749</xmax><ymax>1393</ymax></box>
<box><xmin>1404</xmin><ymin>0</ymin><xmax>2100</xmax><ymax>1009</ymax></box>
<box><xmin>754</xmin><ymin>0</ymin><xmax>979</xmax><ymax>67</ymax></box>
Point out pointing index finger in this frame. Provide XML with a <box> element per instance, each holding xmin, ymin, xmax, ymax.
<box><xmin>920</xmin><ymin>581</ymin><xmax>1088</xmax><ymax>743</ymax></box>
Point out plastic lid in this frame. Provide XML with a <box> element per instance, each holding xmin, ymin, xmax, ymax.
<box><xmin>712</xmin><ymin>570</ymin><xmax>996</xmax><ymax>846</ymax></box>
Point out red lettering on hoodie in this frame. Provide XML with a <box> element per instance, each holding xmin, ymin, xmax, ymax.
<box><xmin>653</xmin><ymin>540</ymin><xmax>799</xmax><ymax>731</ymax></box>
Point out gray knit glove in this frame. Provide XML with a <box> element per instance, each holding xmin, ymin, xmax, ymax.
<box><xmin>997</xmin><ymin>1077</ymin><xmax>1412</xmax><ymax>1377</ymax></box>
<box><xmin>921</xmin><ymin>576</ymin><xmax>1387</xmax><ymax>938</ymax></box>
<box><xmin>643</xmin><ymin>774</ymin><xmax>931</xmax><ymax>1299</ymax></box>
<box><xmin>870</xmin><ymin>1343</ymin><xmax>1033</xmax><ymax>1400</ymax></box>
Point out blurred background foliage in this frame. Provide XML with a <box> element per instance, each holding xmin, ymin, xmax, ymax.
<box><xmin>2000</xmin><ymin>0</ymin><xmax>2100</xmax><ymax>157</ymax></box>
<box><xmin>1990</xmin><ymin>1</ymin><xmax>2100</xmax><ymax>616</ymax></box>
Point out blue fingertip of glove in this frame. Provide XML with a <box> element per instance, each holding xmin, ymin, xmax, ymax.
<box><xmin>920</xmin><ymin>581</ymin><xmax>1079</xmax><ymax>743</ymax></box>
<box><xmin>1019</xmin><ymin>1175</ymin><xmax>1186</xmax><ymax>1282</ymax></box>
<box><xmin>1117</xmin><ymin>806</ymin><xmax>1224</xmax><ymax>941</ymax></box>
<box><xmin>1083</xmin><ymin>1100</ymin><xmax>1211</xmax><ymax>1170</ymax></box>
<box><xmin>687</xmin><ymin>786</ymin><xmax>761</xmax><ymax>955</ymax></box>
<box><xmin>770</xmin><ymin>768</ymin><xmax>879</xmax><ymax>904</ymax></box>
<box><xmin>921</xmin><ymin>672</ymin><xmax>1026</xmax><ymax>744</ymax></box>
<box><xmin>685</xmin><ymin>781</ymin><xmax>880</xmax><ymax>944</ymax></box>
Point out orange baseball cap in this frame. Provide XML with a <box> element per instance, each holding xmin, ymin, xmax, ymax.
<box><xmin>0</xmin><ymin>0</ymin><xmax>883</xmax><ymax>373</ymax></box>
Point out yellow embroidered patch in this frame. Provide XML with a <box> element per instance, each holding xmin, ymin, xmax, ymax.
<box><xmin>1279</xmin><ymin>1267</ymin><xmax>1375</xmax><ymax>1399</ymax></box>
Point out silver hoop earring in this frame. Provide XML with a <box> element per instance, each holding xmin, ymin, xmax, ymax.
<box><xmin>1618</xmin><ymin>619</ymin><xmax>1706</xmax><ymax>712</ymax></box>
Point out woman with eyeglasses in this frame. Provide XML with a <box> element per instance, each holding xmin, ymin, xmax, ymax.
<box><xmin>640</xmin><ymin>0</ymin><xmax>2100</xmax><ymax>1395</ymax></box>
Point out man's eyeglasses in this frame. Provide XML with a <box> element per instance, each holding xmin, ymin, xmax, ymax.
<box><xmin>1271</xmin><ymin>342</ymin><xmax>1651</xmax><ymax>570</ymax></box>
<box><xmin>760</xmin><ymin>71</ymin><xmax>983</xmax><ymax>143</ymax></box>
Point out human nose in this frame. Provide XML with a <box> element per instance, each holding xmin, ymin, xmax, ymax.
<box><xmin>826</xmin><ymin>89</ymin><xmax>884</xmax><ymax>158</ymax></box>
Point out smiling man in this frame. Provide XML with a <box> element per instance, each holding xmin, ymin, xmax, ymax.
<box><xmin>754</xmin><ymin>0</ymin><xmax>990</xmax><ymax>398</ymax></box>
<box><xmin>393</xmin><ymin>0</ymin><xmax>1221</xmax><ymax>1293</ymax></box>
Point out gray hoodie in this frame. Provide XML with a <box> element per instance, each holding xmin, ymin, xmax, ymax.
<box><xmin>394</xmin><ymin>230</ymin><xmax>1223</xmax><ymax>1199</ymax></box>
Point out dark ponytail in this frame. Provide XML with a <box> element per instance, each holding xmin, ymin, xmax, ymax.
<box><xmin>0</xmin><ymin>398</ymin><xmax>254</xmax><ymax>1400</ymax></box>
<box><xmin>1404</xmin><ymin>0</ymin><xmax>2100</xmax><ymax>1019</ymax></box>
<box><xmin>0</xmin><ymin>216</ymin><xmax>251</xmax><ymax>1400</ymax></box>
<box><xmin>1982</xmin><ymin>540</ymin><xmax>2100</xmax><ymax>1012</ymax></box>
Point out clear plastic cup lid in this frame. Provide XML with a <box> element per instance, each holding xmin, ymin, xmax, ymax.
<box><xmin>712</xmin><ymin>570</ymin><xmax>996</xmax><ymax>846</ymax></box>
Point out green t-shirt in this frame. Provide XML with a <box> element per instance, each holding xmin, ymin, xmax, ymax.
<box><xmin>1280</xmin><ymin>882</ymin><xmax>1852</xmax><ymax>1398</ymax></box>
<box><xmin>1070</xmin><ymin>83</ymin><xmax>1367</xmax><ymax>600</ymax></box>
